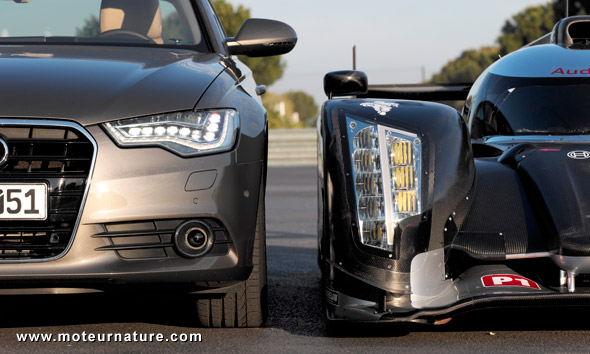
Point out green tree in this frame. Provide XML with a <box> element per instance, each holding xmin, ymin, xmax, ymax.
<box><xmin>498</xmin><ymin>4</ymin><xmax>555</xmax><ymax>55</ymax></box>
<box><xmin>212</xmin><ymin>0</ymin><xmax>286</xmax><ymax>86</ymax></box>
<box><xmin>262</xmin><ymin>92</ymin><xmax>295</xmax><ymax>129</ymax></box>
<box><xmin>76</xmin><ymin>15</ymin><xmax>100</xmax><ymax>37</ymax></box>
<box><xmin>285</xmin><ymin>91</ymin><xmax>319</xmax><ymax>126</ymax></box>
<box><xmin>261</xmin><ymin>91</ymin><xmax>319</xmax><ymax>128</ymax></box>
<box><xmin>431</xmin><ymin>0</ymin><xmax>590</xmax><ymax>84</ymax></box>
<box><xmin>432</xmin><ymin>47</ymin><xmax>499</xmax><ymax>83</ymax></box>
<box><xmin>211</xmin><ymin>0</ymin><xmax>249</xmax><ymax>35</ymax></box>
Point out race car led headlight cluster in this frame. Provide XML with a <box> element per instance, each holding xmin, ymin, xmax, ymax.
<box><xmin>351</xmin><ymin>125</ymin><xmax>387</xmax><ymax>249</ymax></box>
<box><xmin>348</xmin><ymin>117</ymin><xmax>422</xmax><ymax>252</ymax></box>
<box><xmin>388</xmin><ymin>135</ymin><xmax>421</xmax><ymax>217</ymax></box>
<box><xmin>103</xmin><ymin>109</ymin><xmax>239</xmax><ymax>156</ymax></box>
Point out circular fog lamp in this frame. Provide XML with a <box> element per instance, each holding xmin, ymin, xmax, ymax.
<box><xmin>174</xmin><ymin>221</ymin><xmax>215</xmax><ymax>258</ymax></box>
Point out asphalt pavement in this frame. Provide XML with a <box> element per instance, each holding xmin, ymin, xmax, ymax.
<box><xmin>1</xmin><ymin>166</ymin><xmax>590</xmax><ymax>353</ymax></box>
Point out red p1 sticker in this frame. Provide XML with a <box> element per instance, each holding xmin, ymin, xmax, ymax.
<box><xmin>481</xmin><ymin>274</ymin><xmax>541</xmax><ymax>290</ymax></box>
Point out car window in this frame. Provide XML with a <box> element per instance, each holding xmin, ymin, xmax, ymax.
<box><xmin>493</xmin><ymin>84</ymin><xmax>590</xmax><ymax>135</ymax></box>
<box><xmin>0</xmin><ymin>0</ymin><xmax>206</xmax><ymax>49</ymax></box>
<box><xmin>471</xmin><ymin>74</ymin><xmax>590</xmax><ymax>136</ymax></box>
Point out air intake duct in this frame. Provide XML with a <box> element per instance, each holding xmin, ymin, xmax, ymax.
<box><xmin>551</xmin><ymin>16</ymin><xmax>590</xmax><ymax>46</ymax></box>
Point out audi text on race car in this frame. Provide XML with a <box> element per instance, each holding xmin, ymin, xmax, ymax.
<box><xmin>0</xmin><ymin>0</ymin><xmax>296</xmax><ymax>327</ymax></box>
<box><xmin>318</xmin><ymin>15</ymin><xmax>590</xmax><ymax>324</ymax></box>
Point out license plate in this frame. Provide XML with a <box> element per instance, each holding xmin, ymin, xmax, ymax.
<box><xmin>0</xmin><ymin>184</ymin><xmax>47</xmax><ymax>220</ymax></box>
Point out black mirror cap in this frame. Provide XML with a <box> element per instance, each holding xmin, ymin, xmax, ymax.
<box><xmin>226</xmin><ymin>18</ymin><xmax>297</xmax><ymax>57</ymax></box>
<box><xmin>324</xmin><ymin>71</ymin><xmax>368</xmax><ymax>98</ymax></box>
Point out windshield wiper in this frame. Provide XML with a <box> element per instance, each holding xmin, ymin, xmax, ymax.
<box><xmin>0</xmin><ymin>36</ymin><xmax>152</xmax><ymax>45</ymax></box>
<box><xmin>0</xmin><ymin>36</ymin><xmax>47</xmax><ymax>43</ymax></box>
<box><xmin>0</xmin><ymin>37</ymin><xmax>81</xmax><ymax>44</ymax></box>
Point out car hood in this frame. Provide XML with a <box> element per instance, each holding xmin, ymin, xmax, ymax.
<box><xmin>0</xmin><ymin>45</ymin><xmax>226</xmax><ymax>126</ymax></box>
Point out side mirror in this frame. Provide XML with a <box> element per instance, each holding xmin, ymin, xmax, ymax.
<box><xmin>226</xmin><ymin>18</ymin><xmax>297</xmax><ymax>57</ymax></box>
<box><xmin>324</xmin><ymin>71</ymin><xmax>368</xmax><ymax>99</ymax></box>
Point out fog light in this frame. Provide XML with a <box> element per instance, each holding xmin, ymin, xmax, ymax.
<box><xmin>186</xmin><ymin>228</ymin><xmax>207</xmax><ymax>249</ymax></box>
<box><xmin>174</xmin><ymin>221</ymin><xmax>215</xmax><ymax>258</ymax></box>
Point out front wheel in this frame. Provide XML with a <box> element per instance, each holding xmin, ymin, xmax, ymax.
<box><xmin>195</xmin><ymin>185</ymin><xmax>268</xmax><ymax>327</ymax></box>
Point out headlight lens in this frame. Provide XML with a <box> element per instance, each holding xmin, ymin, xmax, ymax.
<box><xmin>348</xmin><ymin>117</ymin><xmax>422</xmax><ymax>252</ymax></box>
<box><xmin>103</xmin><ymin>109</ymin><xmax>239</xmax><ymax>156</ymax></box>
<box><xmin>388</xmin><ymin>135</ymin><xmax>421</xmax><ymax>217</ymax></box>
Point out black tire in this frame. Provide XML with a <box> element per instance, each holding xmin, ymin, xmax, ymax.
<box><xmin>195</xmin><ymin>186</ymin><xmax>268</xmax><ymax>328</ymax></box>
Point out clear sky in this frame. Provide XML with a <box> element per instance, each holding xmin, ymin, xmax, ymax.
<box><xmin>238</xmin><ymin>0</ymin><xmax>551</xmax><ymax>104</ymax></box>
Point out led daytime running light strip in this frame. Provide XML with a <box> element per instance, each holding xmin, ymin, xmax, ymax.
<box><xmin>103</xmin><ymin>109</ymin><xmax>238</xmax><ymax>156</ymax></box>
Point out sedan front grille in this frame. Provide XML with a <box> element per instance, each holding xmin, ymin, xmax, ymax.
<box><xmin>0</xmin><ymin>122</ymin><xmax>95</xmax><ymax>260</ymax></box>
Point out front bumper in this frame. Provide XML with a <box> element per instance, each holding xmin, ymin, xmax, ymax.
<box><xmin>0</xmin><ymin>122</ymin><xmax>263</xmax><ymax>293</ymax></box>
<box><xmin>325</xmin><ymin>249</ymin><xmax>590</xmax><ymax>324</ymax></box>
<box><xmin>326</xmin><ymin>283</ymin><xmax>590</xmax><ymax>324</ymax></box>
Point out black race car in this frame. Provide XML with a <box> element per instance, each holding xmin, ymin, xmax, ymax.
<box><xmin>318</xmin><ymin>15</ymin><xmax>590</xmax><ymax>324</ymax></box>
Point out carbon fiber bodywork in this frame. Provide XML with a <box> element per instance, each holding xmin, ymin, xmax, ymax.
<box><xmin>318</xmin><ymin>99</ymin><xmax>474</xmax><ymax>293</ymax></box>
<box><xmin>319</xmin><ymin>16</ymin><xmax>590</xmax><ymax>324</ymax></box>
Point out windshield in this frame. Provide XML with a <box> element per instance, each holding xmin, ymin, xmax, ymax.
<box><xmin>471</xmin><ymin>74</ymin><xmax>590</xmax><ymax>136</ymax></box>
<box><xmin>0</xmin><ymin>0</ymin><xmax>206</xmax><ymax>49</ymax></box>
<box><xmin>495</xmin><ymin>84</ymin><xmax>590</xmax><ymax>135</ymax></box>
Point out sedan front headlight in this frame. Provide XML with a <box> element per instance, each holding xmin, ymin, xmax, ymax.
<box><xmin>347</xmin><ymin>116</ymin><xmax>422</xmax><ymax>252</ymax></box>
<box><xmin>103</xmin><ymin>109</ymin><xmax>239</xmax><ymax>157</ymax></box>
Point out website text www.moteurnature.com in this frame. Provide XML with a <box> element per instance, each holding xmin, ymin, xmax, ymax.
<box><xmin>16</xmin><ymin>331</ymin><xmax>202</xmax><ymax>343</ymax></box>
